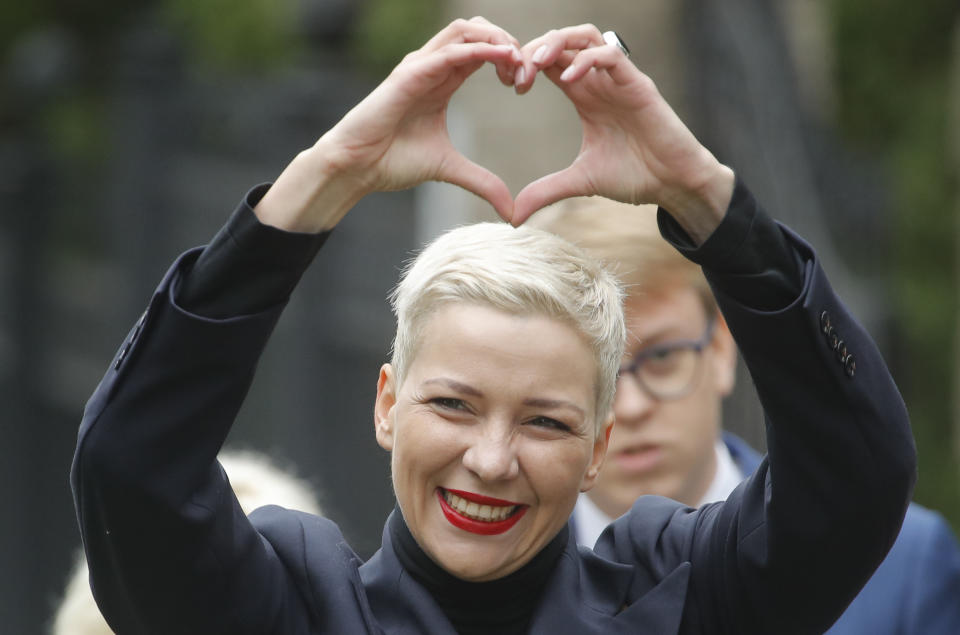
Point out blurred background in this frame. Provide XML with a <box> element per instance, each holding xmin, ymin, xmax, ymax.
<box><xmin>2</xmin><ymin>0</ymin><xmax>958</xmax><ymax>631</ymax></box>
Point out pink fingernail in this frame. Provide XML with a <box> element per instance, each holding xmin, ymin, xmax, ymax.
<box><xmin>532</xmin><ymin>45</ymin><xmax>548</xmax><ymax>65</ymax></box>
<box><xmin>560</xmin><ymin>64</ymin><xmax>576</xmax><ymax>81</ymax></box>
<box><xmin>515</xmin><ymin>65</ymin><xmax>526</xmax><ymax>85</ymax></box>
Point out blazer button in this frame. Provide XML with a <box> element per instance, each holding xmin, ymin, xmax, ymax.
<box><xmin>827</xmin><ymin>327</ymin><xmax>839</xmax><ymax>351</ymax></box>
<box><xmin>844</xmin><ymin>354</ymin><xmax>856</xmax><ymax>377</ymax></box>
<box><xmin>835</xmin><ymin>339</ymin><xmax>847</xmax><ymax>362</ymax></box>
<box><xmin>820</xmin><ymin>310</ymin><xmax>832</xmax><ymax>334</ymax></box>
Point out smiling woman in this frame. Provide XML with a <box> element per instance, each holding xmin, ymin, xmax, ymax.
<box><xmin>378</xmin><ymin>298</ymin><xmax>614</xmax><ymax>582</ymax></box>
<box><xmin>71</xmin><ymin>16</ymin><xmax>915</xmax><ymax>635</ymax></box>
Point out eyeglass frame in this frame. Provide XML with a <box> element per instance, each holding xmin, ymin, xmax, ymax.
<box><xmin>617</xmin><ymin>316</ymin><xmax>718</xmax><ymax>400</ymax></box>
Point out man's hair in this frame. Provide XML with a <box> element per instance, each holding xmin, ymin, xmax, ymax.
<box><xmin>389</xmin><ymin>222</ymin><xmax>626</xmax><ymax>434</ymax></box>
<box><xmin>526</xmin><ymin>198</ymin><xmax>717</xmax><ymax>317</ymax></box>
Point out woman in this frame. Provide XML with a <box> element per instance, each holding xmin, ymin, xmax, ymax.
<box><xmin>73</xmin><ymin>18</ymin><xmax>915</xmax><ymax>634</ymax></box>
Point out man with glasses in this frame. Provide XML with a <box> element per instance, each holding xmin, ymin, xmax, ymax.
<box><xmin>531</xmin><ymin>196</ymin><xmax>960</xmax><ymax>634</ymax></box>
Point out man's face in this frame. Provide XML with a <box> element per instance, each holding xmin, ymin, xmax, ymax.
<box><xmin>374</xmin><ymin>303</ymin><xmax>609</xmax><ymax>581</ymax></box>
<box><xmin>587</xmin><ymin>282</ymin><xmax>736</xmax><ymax>516</ymax></box>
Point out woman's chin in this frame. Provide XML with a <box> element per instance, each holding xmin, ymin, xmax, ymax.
<box><xmin>426</xmin><ymin>535</ymin><xmax>525</xmax><ymax>582</ymax></box>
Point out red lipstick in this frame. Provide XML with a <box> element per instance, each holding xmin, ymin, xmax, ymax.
<box><xmin>437</xmin><ymin>488</ymin><xmax>527</xmax><ymax>535</ymax></box>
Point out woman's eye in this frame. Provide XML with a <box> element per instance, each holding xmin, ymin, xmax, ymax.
<box><xmin>431</xmin><ymin>397</ymin><xmax>466</xmax><ymax>411</ymax></box>
<box><xmin>526</xmin><ymin>416</ymin><xmax>571</xmax><ymax>432</ymax></box>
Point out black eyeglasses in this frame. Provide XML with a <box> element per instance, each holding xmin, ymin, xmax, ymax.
<box><xmin>618</xmin><ymin>318</ymin><xmax>717</xmax><ymax>400</ymax></box>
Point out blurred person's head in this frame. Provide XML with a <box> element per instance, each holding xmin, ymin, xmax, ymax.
<box><xmin>375</xmin><ymin>222</ymin><xmax>625</xmax><ymax>581</ymax></box>
<box><xmin>529</xmin><ymin>199</ymin><xmax>738</xmax><ymax>515</ymax></box>
<box><xmin>51</xmin><ymin>450</ymin><xmax>320</xmax><ymax>634</ymax></box>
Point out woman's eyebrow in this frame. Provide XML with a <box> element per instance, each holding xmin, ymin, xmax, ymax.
<box><xmin>522</xmin><ymin>398</ymin><xmax>585</xmax><ymax>418</ymax></box>
<box><xmin>422</xmin><ymin>377</ymin><xmax>483</xmax><ymax>397</ymax></box>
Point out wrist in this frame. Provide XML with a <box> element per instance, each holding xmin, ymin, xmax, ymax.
<box><xmin>659</xmin><ymin>157</ymin><xmax>735</xmax><ymax>245</ymax></box>
<box><xmin>254</xmin><ymin>140</ymin><xmax>370</xmax><ymax>234</ymax></box>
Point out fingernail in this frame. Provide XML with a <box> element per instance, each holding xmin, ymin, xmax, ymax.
<box><xmin>560</xmin><ymin>64</ymin><xmax>575</xmax><ymax>81</ymax></box>
<box><xmin>515</xmin><ymin>65</ymin><xmax>526</xmax><ymax>85</ymax></box>
<box><xmin>532</xmin><ymin>45</ymin><xmax>548</xmax><ymax>65</ymax></box>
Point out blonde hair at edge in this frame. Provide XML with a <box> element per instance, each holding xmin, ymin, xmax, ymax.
<box><xmin>51</xmin><ymin>451</ymin><xmax>321</xmax><ymax>635</ymax></box>
<box><xmin>526</xmin><ymin>197</ymin><xmax>718</xmax><ymax>319</ymax></box>
<box><xmin>390</xmin><ymin>222</ymin><xmax>626</xmax><ymax>436</ymax></box>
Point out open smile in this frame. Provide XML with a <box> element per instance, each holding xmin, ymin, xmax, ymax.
<box><xmin>437</xmin><ymin>488</ymin><xmax>528</xmax><ymax>535</ymax></box>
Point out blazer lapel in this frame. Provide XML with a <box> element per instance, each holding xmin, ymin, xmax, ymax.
<box><xmin>611</xmin><ymin>562</ymin><xmax>690</xmax><ymax>634</ymax></box>
<box><xmin>528</xmin><ymin>532</ymin><xmax>691</xmax><ymax>634</ymax></box>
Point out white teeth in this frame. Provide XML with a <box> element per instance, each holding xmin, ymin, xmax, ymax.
<box><xmin>444</xmin><ymin>490</ymin><xmax>518</xmax><ymax>522</ymax></box>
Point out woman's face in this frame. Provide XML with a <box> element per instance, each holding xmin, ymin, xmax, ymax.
<box><xmin>375</xmin><ymin>303</ymin><xmax>610</xmax><ymax>581</ymax></box>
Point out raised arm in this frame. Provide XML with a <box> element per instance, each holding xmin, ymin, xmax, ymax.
<box><xmin>71</xmin><ymin>19</ymin><xmax>523</xmax><ymax>634</ymax></box>
<box><xmin>512</xmin><ymin>25</ymin><xmax>917</xmax><ymax>633</ymax></box>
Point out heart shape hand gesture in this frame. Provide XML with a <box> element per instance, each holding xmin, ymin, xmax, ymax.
<box><xmin>256</xmin><ymin>17</ymin><xmax>734</xmax><ymax>244</ymax></box>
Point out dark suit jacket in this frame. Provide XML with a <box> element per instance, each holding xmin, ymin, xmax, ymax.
<box><xmin>72</xmin><ymin>209</ymin><xmax>916</xmax><ymax>633</ymax></box>
<box><xmin>725</xmin><ymin>433</ymin><xmax>960</xmax><ymax>635</ymax></box>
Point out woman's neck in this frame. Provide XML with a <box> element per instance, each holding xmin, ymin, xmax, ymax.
<box><xmin>388</xmin><ymin>508</ymin><xmax>568</xmax><ymax>635</ymax></box>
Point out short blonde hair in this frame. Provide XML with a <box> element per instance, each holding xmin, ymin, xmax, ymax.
<box><xmin>389</xmin><ymin>222</ymin><xmax>625</xmax><ymax>433</ymax></box>
<box><xmin>527</xmin><ymin>198</ymin><xmax>716</xmax><ymax>317</ymax></box>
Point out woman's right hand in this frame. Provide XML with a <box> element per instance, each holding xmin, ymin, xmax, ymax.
<box><xmin>255</xmin><ymin>18</ymin><xmax>520</xmax><ymax>233</ymax></box>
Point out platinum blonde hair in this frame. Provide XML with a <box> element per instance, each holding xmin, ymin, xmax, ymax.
<box><xmin>389</xmin><ymin>222</ymin><xmax>625</xmax><ymax>434</ymax></box>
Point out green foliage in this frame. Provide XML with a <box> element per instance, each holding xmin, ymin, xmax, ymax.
<box><xmin>161</xmin><ymin>0</ymin><xmax>301</xmax><ymax>70</ymax></box>
<box><xmin>831</xmin><ymin>0</ymin><xmax>960</xmax><ymax>530</ymax></box>
<box><xmin>352</xmin><ymin>0</ymin><xmax>445</xmax><ymax>76</ymax></box>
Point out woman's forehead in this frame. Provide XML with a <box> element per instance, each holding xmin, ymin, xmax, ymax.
<box><xmin>408</xmin><ymin>305</ymin><xmax>596</xmax><ymax>394</ymax></box>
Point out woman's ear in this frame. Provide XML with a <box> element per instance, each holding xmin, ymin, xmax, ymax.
<box><xmin>374</xmin><ymin>364</ymin><xmax>397</xmax><ymax>451</ymax></box>
<box><xmin>581</xmin><ymin>413</ymin><xmax>615</xmax><ymax>492</ymax></box>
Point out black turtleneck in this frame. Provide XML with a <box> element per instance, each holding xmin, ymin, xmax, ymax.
<box><xmin>388</xmin><ymin>508</ymin><xmax>568</xmax><ymax>635</ymax></box>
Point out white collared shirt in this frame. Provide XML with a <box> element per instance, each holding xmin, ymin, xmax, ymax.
<box><xmin>573</xmin><ymin>439</ymin><xmax>745</xmax><ymax>548</ymax></box>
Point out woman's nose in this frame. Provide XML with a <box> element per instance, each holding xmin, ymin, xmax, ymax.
<box><xmin>614</xmin><ymin>374</ymin><xmax>657</xmax><ymax>425</ymax></box>
<box><xmin>461</xmin><ymin>427</ymin><xmax>519</xmax><ymax>482</ymax></box>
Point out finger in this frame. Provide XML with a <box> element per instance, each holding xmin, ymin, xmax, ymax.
<box><xmin>555</xmin><ymin>44</ymin><xmax>636</xmax><ymax>85</ymax></box>
<box><xmin>464</xmin><ymin>22</ymin><xmax>521</xmax><ymax>87</ymax></box>
<box><xmin>437</xmin><ymin>152</ymin><xmax>514</xmax><ymax>222</ymax></box>
<box><xmin>494</xmin><ymin>58</ymin><xmax>517</xmax><ymax>87</ymax></box>
<box><xmin>467</xmin><ymin>16</ymin><xmax>521</xmax><ymax>48</ymax></box>
<box><xmin>513</xmin><ymin>167</ymin><xmax>592</xmax><ymax>226</ymax></box>
<box><xmin>403</xmin><ymin>42</ymin><xmax>521</xmax><ymax>81</ymax></box>
<box><xmin>515</xmin><ymin>24</ymin><xmax>604</xmax><ymax>94</ymax></box>
<box><xmin>421</xmin><ymin>17</ymin><xmax>521</xmax><ymax>56</ymax></box>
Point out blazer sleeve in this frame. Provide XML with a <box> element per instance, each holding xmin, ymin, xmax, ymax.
<box><xmin>70</xmin><ymin>191</ymin><xmax>327</xmax><ymax>634</ymax></box>
<box><xmin>603</xmin><ymin>182</ymin><xmax>917</xmax><ymax>634</ymax></box>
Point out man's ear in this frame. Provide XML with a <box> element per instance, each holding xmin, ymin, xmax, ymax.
<box><xmin>374</xmin><ymin>364</ymin><xmax>397</xmax><ymax>451</ymax></box>
<box><xmin>710</xmin><ymin>314</ymin><xmax>738</xmax><ymax>397</ymax></box>
<box><xmin>581</xmin><ymin>412</ymin><xmax>615</xmax><ymax>492</ymax></box>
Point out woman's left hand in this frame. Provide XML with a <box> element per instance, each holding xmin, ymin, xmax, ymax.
<box><xmin>510</xmin><ymin>25</ymin><xmax>734</xmax><ymax>242</ymax></box>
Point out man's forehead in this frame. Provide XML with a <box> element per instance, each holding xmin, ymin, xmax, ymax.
<box><xmin>624</xmin><ymin>285</ymin><xmax>709</xmax><ymax>338</ymax></box>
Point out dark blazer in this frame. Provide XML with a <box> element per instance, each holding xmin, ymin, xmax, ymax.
<box><xmin>72</xmin><ymin>221</ymin><xmax>916</xmax><ymax>634</ymax></box>
<box><xmin>726</xmin><ymin>433</ymin><xmax>960</xmax><ymax>635</ymax></box>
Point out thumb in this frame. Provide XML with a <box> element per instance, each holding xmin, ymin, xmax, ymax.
<box><xmin>512</xmin><ymin>166</ymin><xmax>590</xmax><ymax>226</ymax></box>
<box><xmin>436</xmin><ymin>151</ymin><xmax>514</xmax><ymax>223</ymax></box>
